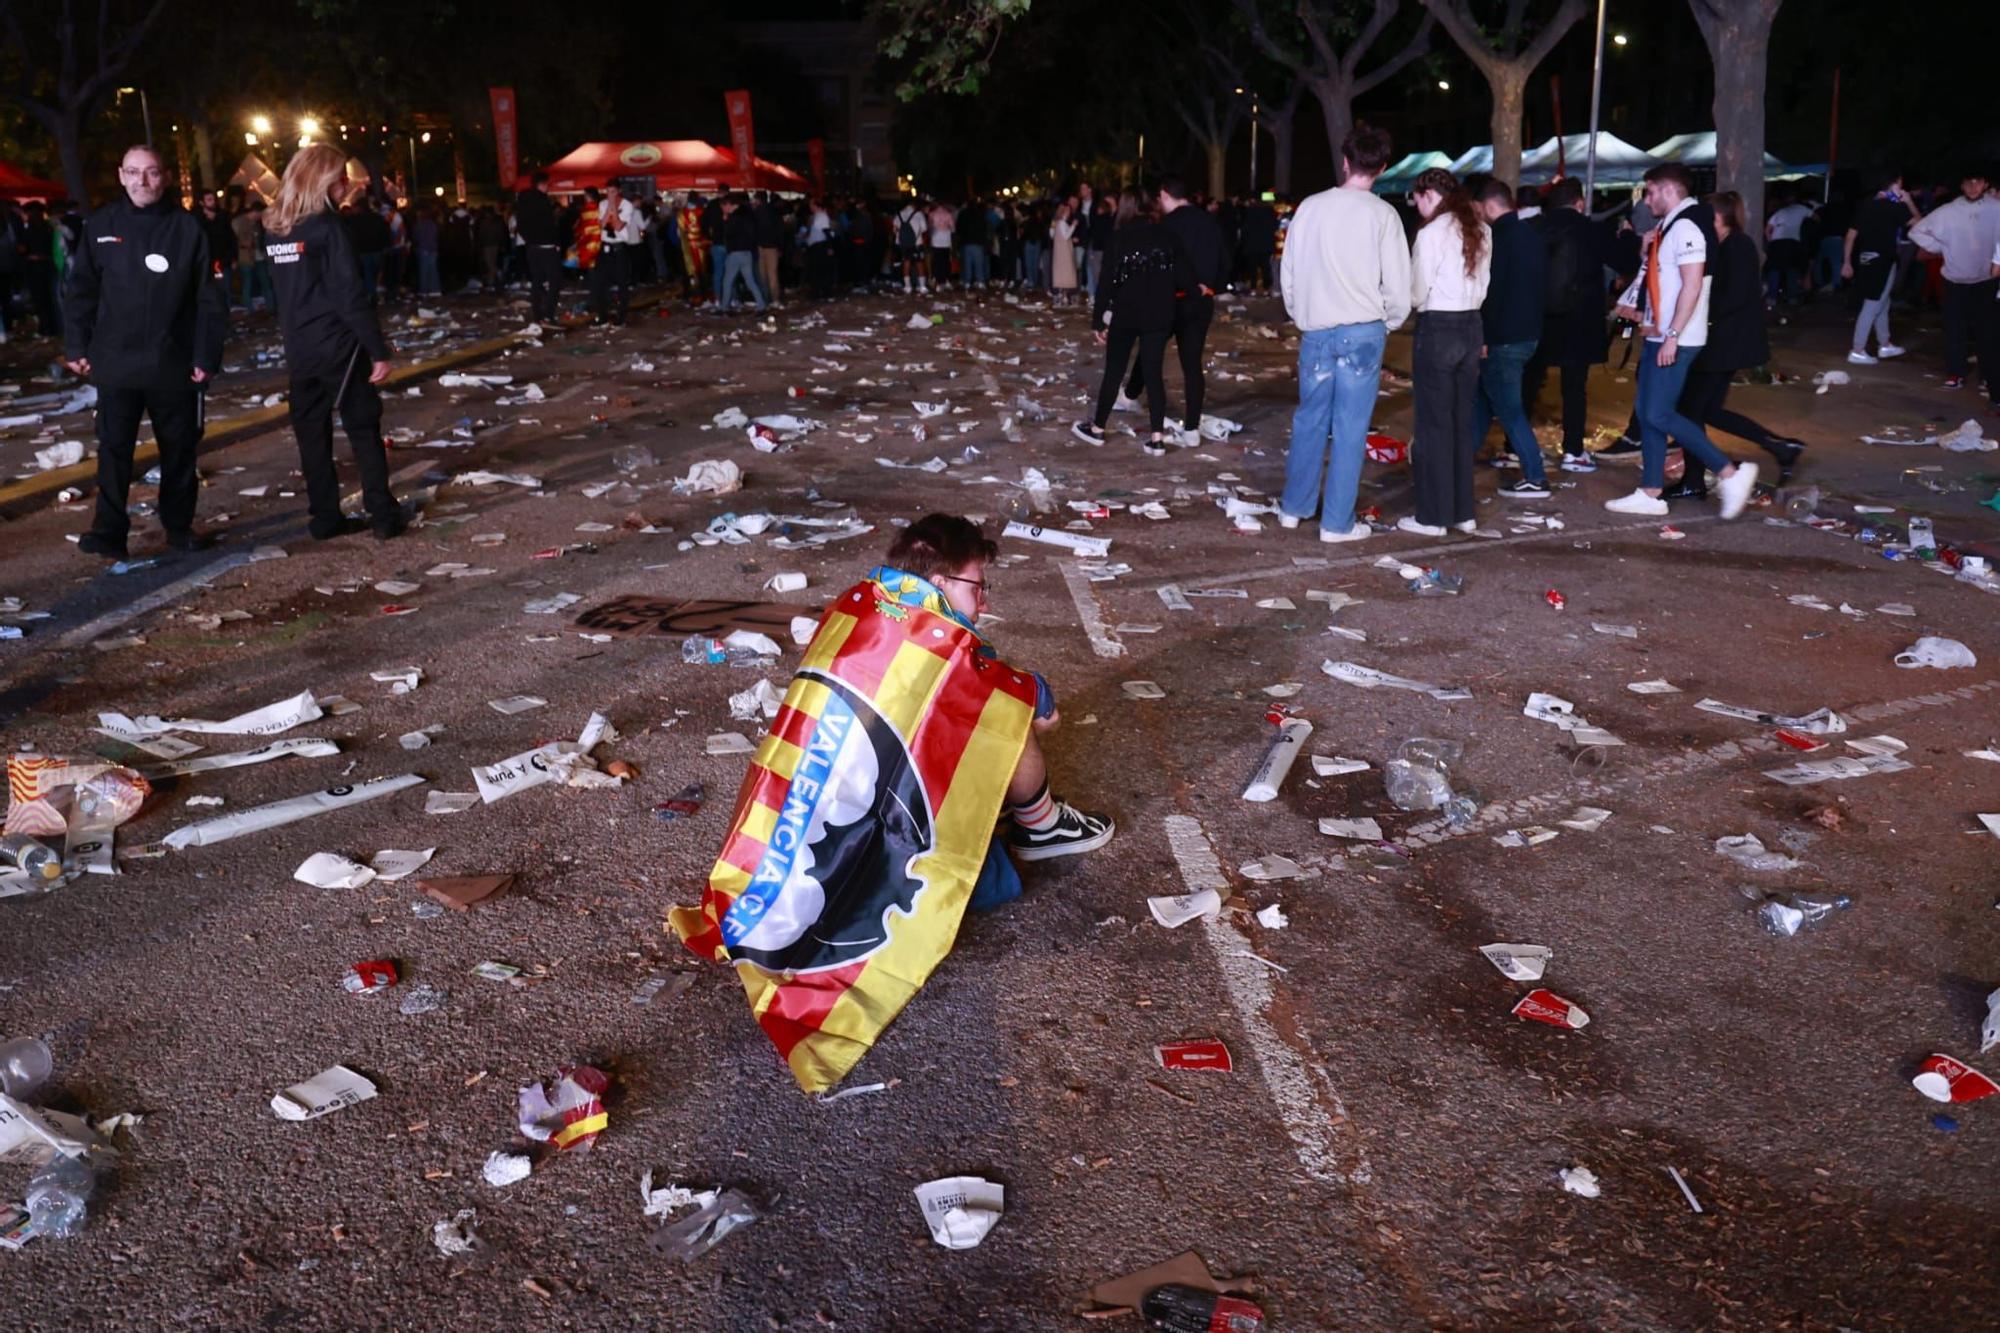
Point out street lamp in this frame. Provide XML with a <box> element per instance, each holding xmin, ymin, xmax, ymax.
<box><xmin>251</xmin><ymin>114</ymin><xmax>272</xmax><ymax>136</ymax></box>
<box><xmin>299</xmin><ymin>116</ymin><xmax>320</xmax><ymax>139</ymax></box>
<box><xmin>1437</xmin><ymin>79</ymin><xmax>1451</xmax><ymax>91</ymax></box>
<box><xmin>1612</xmin><ymin>33</ymin><xmax>1628</xmax><ymax>46</ymax></box>
<box><xmin>1235</xmin><ymin>87</ymin><xmax>1260</xmax><ymax>195</ymax></box>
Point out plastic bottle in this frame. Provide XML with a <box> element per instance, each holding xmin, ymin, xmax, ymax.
<box><xmin>0</xmin><ymin>833</ymin><xmax>62</xmax><ymax>883</ymax></box>
<box><xmin>25</xmin><ymin>1154</ymin><xmax>95</xmax><ymax>1239</ymax></box>
<box><xmin>0</xmin><ymin>1036</ymin><xmax>52</xmax><ymax>1099</ymax></box>
<box><xmin>1779</xmin><ymin>485</ymin><xmax>1820</xmax><ymax>521</ymax></box>
<box><xmin>681</xmin><ymin>635</ymin><xmax>772</xmax><ymax>668</ymax></box>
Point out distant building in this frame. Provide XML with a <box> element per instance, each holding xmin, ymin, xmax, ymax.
<box><xmin>732</xmin><ymin>19</ymin><xmax>898</xmax><ymax>194</ymax></box>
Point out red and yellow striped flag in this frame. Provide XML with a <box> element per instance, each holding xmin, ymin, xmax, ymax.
<box><xmin>670</xmin><ymin>579</ymin><xmax>1035</xmax><ymax>1093</ymax></box>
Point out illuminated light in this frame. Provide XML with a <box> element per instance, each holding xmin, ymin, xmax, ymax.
<box><xmin>1437</xmin><ymin>79</ymin><xmax>1451</xmax><ymax>90</ymax></box>
<box><xmin>420</xmin><ymin>131</ymin><xmax>432</xmax><ymax>144</ymax></box>
<box><xmin>251</xmin><ymin>114</ymin><xmax>272</xmax><ymax>135</ymax></box>
<box><xmin>433</xmin><ymin>185</ymin><xmax>445</xmax><ymax>196</ymax></box>
<box><xmin>244</xmin><ymin>132</ymin><xmax>257</xmax><ymax>145</ymax></box>
<box><xmin>299</xmin><ymin>117</ymin><xmax>320</xmax><ymax>136</ymax></box>
<box><xmin>1613</xmin><ymin>33</ymin><xmax>1628</xmax><ymax>46</ymax></box>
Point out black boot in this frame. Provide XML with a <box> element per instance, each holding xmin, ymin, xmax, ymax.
<box><xmin>1768</xmin><ymin>439</ymin><xmax>1804</xmax><ymax>481</ymax></box>
<box><xmin>1660</xmin><ymin>477</ymin><xmax>1709</xmax><ymax>501</ymax></box>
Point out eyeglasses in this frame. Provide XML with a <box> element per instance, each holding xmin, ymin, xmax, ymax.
<box><xmin>937</xmin><ymin>574</ymin><xmax>988</xmax><ymax>598</ymax></box>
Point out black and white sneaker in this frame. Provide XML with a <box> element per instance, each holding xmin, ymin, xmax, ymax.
<box><xmin>1009</xmin><ymin>802</ymin><xmax>1115</xmax><ymax>861</ymax></box>
<box><xmin>1071</xmin><ymin>421</ymin><xmax>1106</xmax><ymax>445</ymax></box>
<box><xmin>1596</xmin><ymin>436</ymin><xmax>1642</xmax><ymax>461</ymax></box>
<box><xmin>1499</xmin><ymin>477</ymin><xmax>1551</xmax><ymax>498</ymax></box>
<box><xmin>1141</xmin><ymin>435</ymin><xmax>1167</xmax><ymax>457</ymax></box>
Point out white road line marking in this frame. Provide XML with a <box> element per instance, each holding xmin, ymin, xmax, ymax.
<box><xmin>1168</xmin><ymin>513</ymin><xmax>1728</xmax><ymax>592</ymax></box>
<box><xmin>1164</xmin><ymin>813</ymin><xmax>1370</xmax><ymax>1185</ymax></box>
<box><xmin>1056</xmin><ymin>558</ymin><xmax>1124</xmax><ymax>658</ymax></box>
<box><xmin>59</xmin><ymin>553</ymin><xmax>254</xmax><ymax>647</ymax></box>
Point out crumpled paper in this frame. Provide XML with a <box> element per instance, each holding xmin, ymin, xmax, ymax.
<box><xmin>516</xmin><ymin>1065</ymin><xmax>610</xmax><ymax>1152</ymax></box>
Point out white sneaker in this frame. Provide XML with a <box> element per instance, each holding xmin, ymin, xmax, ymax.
<box><xmin>1877</xmin><ymin>343</ymin><xmax>1907</xmax><ymax>358</ymax></box>
<box><xmin>1452</xmin><ymin>519</ymin><xmax>1478</xmax><ymax>533</ymax></box>
<box><xmin>1396</xmin><ymin>516</ymin><xmax>1447</xmax><ymax>537</ymax></box>
<box><xmin>1605</xmin><ymin>489</ymin><xmax>1669</xmax><ymax>516</ymax></box>
<box><xmin>1847</xmin><ymin>350</ymin><xmax>1878</xmax><ymax>365</ymax></box>
<box><xmin>1276</xmin><ymin>512</ymin><xmax>1301</xmax><ymax>530</ymax></box>
<box><xmin>1717</xmin><ymin>461</ymin><xmax>1759</xmax><ymax>520</ymax></box>
<box><xmin>1111</xmin><ymin>391</ymin><xmax>1141</xmax><ymax>414</ymax></box>
<box><xmin>1320</xmin><ymin>522</ymin><xmax>1370</xmax><ymax>543</ymax></box>
<box><xmin>1170</xmin><ymin>425</ymin><xmax>1201</xmax><ymax>448</ymax></box>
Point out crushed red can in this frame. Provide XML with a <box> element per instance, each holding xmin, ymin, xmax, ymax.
<box><xmin>1774</xmin><ymin>729</ymin><xmax>1828</xmax><ymax>752</ymax></box>
<box><xmin>1513</xmin><ymin>988</ymin><xmax>1590</xmax><ymax>1030</ymax></box>
<box><xmin>1154</xmin><ymin>1039</ymin><xmax>1233</xmax><ymax>1073</ymax></box>
<box><xmin>343</xmin><ymin>960</ymin><xmax>398</xmax><ymax>994</ymax></box>
<box><xmin>1912</xmin><ymin>1054</ymin><xmax>1998</xmax><ymax>1103</ymax></box>
<box><xmin>1544</xmin><ymin>589</ymin><xmax>1566</xmax><ymax>611</ymax></box>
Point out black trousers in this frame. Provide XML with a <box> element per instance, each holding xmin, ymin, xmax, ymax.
<box><xmin>290</xmin><ymin>351</ymin><xmax>397</xmax><ymax>536</ymax></box>
<box><xmin>1125</xmin><ymin>294</ymin><xmax>1214</xmax><ymax>429</ymax></box>
<box><xmin>1095</xmin><ymin>325</ymin><xmax>1170</xmax><ymax>432</ymax></box>
<box><xmin>589</xmin><ymin>244</ymin><xmax>632</xmax><ymax>324</ymax></box>
<box><xmin>23</xmin><ymin>260</ymin><xmax>58</xmax><ymax>335</ymax></box>
<box><xmin>93</xmin><ymin>383</ymin><xmax>203</xmax><ymax>542</ymax></box>
<box><xmin>1675</xmin><ymin>366</ymin><xmax>1792</xmax><ymax>485</ymax></box>
<box><xmin>1942</xmin><ymin>278</ymin><xmax>1998</xmax><ymax>393</ymax></box>
<box><xmin>1523</xmin><ymin>358</ymin><xmax>1592</xmax><ymax>454</ymax></box>
<box><xmin>1411</xmin><ymin>310</ymin><xmax>1483</xmax><ymax>526</ymax></box>
<box><xmin>525</xmin><ymin>245</ymin><xmax>562</xmax><ymax>321</ymax></box>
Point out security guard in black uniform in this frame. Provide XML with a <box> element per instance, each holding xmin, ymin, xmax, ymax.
<box><xmin>62</xmin><ymin>145</ymin><xmax>228</xmax><ymax>558</ymax></box>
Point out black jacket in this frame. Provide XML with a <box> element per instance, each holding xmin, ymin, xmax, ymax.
<box><xmin>264</xmin><ymin>207</ymin><xmax>392</xmax><ymax>376</ymax></box>
<box><xmin>724</xmin><ymin>208</ymin><xmax>757</xmax><ymax>252</ymax></box>
<box><xmin>62</xmin><ymin>197</ymin><xmax>227</xmax><ymax>390</ymax></box>
<box><xmin>752</xmin><ymin>201</ymin><xmax>785</xmax><ymax>248</ymax></box>
<box><xmin>1091</xmin><ymin>219</ymin><xmax>1196</xmax><ymax>332</ymax></box>
<box><xmin>1238</xmin><ymin>202</ymin><xmax>1278</xmax><ymax>254</ymax></box>
<box><xmin>1537</xmin><ymin>208</ymin><xmax>1610</xmax><ymax>367</ymax></box>
<box><xmin>1696</xmin><ymin>229</ymin><xmax>1769</xmax><ymax>372</ymax></box>
<box><xmin>200</xmin><ymin>210</ymin><xmax>236</xmax><ymax>268</ymax></box>
<box><xmin>1482</xmin><ymin>212</ymin><xmax>1546</xmax><ymax>345</ymax></box>
<box><xmin>1087</xmin><ymin>205</ymin><xmax>1115</xmax><ymax>253</ymax></box>
<box><xmin>514</xmin><ymin>188</ymin><xmax>558</xmax><ymax>246</ymax></box>
<box><xmin>1164</xmin><ymin>203</ymin><xmax>1227</xmax><ymax>292</ymax></box>
<box><xmin>344</xmin><ymin>205</ymin><xmax>392</xmax><ymax>256</ymax></box>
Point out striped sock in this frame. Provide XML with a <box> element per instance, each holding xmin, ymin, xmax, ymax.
<box><xmin>1008</xmin><ymin>781</ymin><xmax>1058</xmax><ymax>832</ymax></box>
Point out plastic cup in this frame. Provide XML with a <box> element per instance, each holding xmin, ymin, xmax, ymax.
<box><xmin>0</xmin><ymin>1036</ymin><xmax>53</xmax><ymax>1100</ymax></box>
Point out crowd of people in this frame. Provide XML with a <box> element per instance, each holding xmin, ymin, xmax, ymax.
<box><xmin>26</xmin><ymin>128</ymin><xmax>2000</xmax><ymax>561</ymax></box>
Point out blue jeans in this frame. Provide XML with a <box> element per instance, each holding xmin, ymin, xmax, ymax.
<box><xmin>416</xmin><ymin>251</ymin><xmax>440</xmax><ymax>296</ymax></box>
<box><xmin>1475</xmin><ymin>340</ymin><xmax>1545</xmax><ymax>483</ymax></box>
<box><xmin>721</xmin><ymin>250</ymin><xmax>765</xmax><ymax>311</ymax></box>
<box><xmin>1636</xmin><ymin>346</ymin><xmax>1729</xmax><ymax>490</ymax></box>
<box><xmin>711</xmin><ymin>245</ymin><xmax>728</xmax><ymax>303</ymax></box>
<box><xmin>1086</xmin><ymin>250</ymin><xmax>1103</xmax><ymax>298</ymax></box>
<box><xmin>1021</xmin><ymin>242</ymin><xmax>1042</xmax><ymax>289</ymax></box>
<box><xmin>1281</xmin><ymin>321</ymin><xmax>1387</xmax><ymax>533</ymax></box>
<box><xmin>961</xmin><ymin>243</ymin><xmax>989</xmax><ymax>286</ymax></box>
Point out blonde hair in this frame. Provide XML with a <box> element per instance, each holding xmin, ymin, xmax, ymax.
<box><xmin>265</xmin><ymin>143</ymin><xmax>351</xmax><ymax>237</ymax></box>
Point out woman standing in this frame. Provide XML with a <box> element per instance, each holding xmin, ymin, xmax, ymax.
<box><xmin>1402</xmin><ymin>168</ymin><xmax>1490</xmax><ymax>536</ymax></box>
<box><xmin>1843</xmin><ymin>173</ymin><xmax>1919</xmax><ymax>364</ymax></box>
<box><xmin>1071</xmin><ymin>187</ymin><xmax>1195</xmax><ymax>456</ymax></box>
<box><xmin>1662</xmin><ymin>191</ymin><xmax>1805</xmax><ymax>500</ymax></box>
<box><xmin>1050</xmin><ymin>201</ymin><xmax>1080</xmax><ymax>306</ymax></box>
<box><xmin>262</xmin><ymin>144</ymin><xmax>403</xmax><ymax>541</ymax></box>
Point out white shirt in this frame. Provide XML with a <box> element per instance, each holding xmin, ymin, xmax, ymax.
<box><xmin>1409</xmin><ymin>213</ymin><xmax>1491</xmax><ymax>314</ymax></box>
<box><xmin>1766</xmin><ymin>203</ymin><xmax>1811</xmax><ymax>243</ymax></box>
<box><xmin>599</xmin><ymin>197</ymin><xmax>640</xmax><ymax>246</ymax></box>
<box><xmin>1618</xmin><ymin>197</ymin><xmax>1711</xmax><ymax>346</ymax></box>
<box><xmin>1910</xmin><ymin>195</ymin><xmax>2000</xmax><ymax>283</ymax></box>
<box><xmin>1278</xmin><ymin>185</ymin><xmax>1412</xmax><ymax>332</ymax></box>
<box><xmin>807</xmin><ymin>209</ymin><xmax>831</xmax><ymax>244</ymax></box>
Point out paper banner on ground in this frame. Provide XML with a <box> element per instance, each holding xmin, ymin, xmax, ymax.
<box><xmin>164</xmin><ymin>775</ymin><xmax>426</xmax><ymax>849</ymax></box>
<box><xmin>101</xmin><ymin>689</ymin><xmax>324</xmax><ymax>739</ymax></box>
<box><xmin>136</xmin><ymin>737</ymin><xmax>339</xmax><ymax>779</ymax></box>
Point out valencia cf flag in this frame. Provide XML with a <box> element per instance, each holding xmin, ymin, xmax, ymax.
<box><xmin>670</xmin><ymin>577</ymin><xmax>1035</xmax><ymax>1092</ymax></box>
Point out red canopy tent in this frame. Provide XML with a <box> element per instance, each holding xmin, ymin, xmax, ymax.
<box><xmin>0</xmin><ymin>159</ymin><xmax>64</xmax><ymax>201</ymax></box>
<box><xmin>541</xmin><ymin>140</ymin><xmax>808</xmax><ymax>195</ymax></box>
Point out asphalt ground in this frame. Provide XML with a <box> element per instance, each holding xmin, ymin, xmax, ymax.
<box><xmin>1</xmin><ymin>278</ymin><xmax>1997</xmax><ymax>1329</ymax></box>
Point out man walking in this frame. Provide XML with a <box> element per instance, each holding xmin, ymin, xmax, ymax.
<box><xmin>1117</xmin><ymin>177</ymin><xmax>1226</xmax><ymax>446</ymax></box>
<box><xmin>513</xmin><ymin>172</ymin><xmax>562</xmax><ymax>322</ymax></box>
<box><xmin>1909</xmin><ymin>167</ymin><xmax>2000</xmax><ymax>403</ymax></box>
<box><xmin>1274</xmin><ymin>124</ymin><xmax>1411</xmax><ymax>543</ymax></box>
<box><xmin>1602</xmin><ymin>163</ymin><xmax>1758</xmax><ymax>520</ymax></box>
<box><xmin>590</xmin><ymin>183</ymin><xmax>639</xmax><ymax>326</ymax></box>
<box><xmin>1472</xmin><ymin>179</ymin><xmax>1550</xmax><ymax>498</ymax></box>
<box><xmin>61</xmin><ymin>145</ymin><xmax>227</xmax><ymax>558</ymax></box>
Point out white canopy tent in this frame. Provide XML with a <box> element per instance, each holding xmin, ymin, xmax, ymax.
<box><xmin>1373</xmin><ymin>150</ymin><xmax>1456</xmax><ymax>194</ymax></box>
<box><xmin>1519</xmin><ymin>133</ymin><xmax>1661</xmax><ymax>187</ymax></box>
<box><xmin>1649</xmin><ymin>132</ymin><xmax>1791</xmax><ymax>176</ymax></box>
<box><xmin>1447</xmin><ymin>144</ymin><xmax>1493</xmax><ymax>176</ymax></box>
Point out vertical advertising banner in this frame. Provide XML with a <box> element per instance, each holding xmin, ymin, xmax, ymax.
<box><xmin>725</xmin><ymin>89</ymin><xmax>756</xmax><ymax>188</ymax></box>
<box><xmin>807</xmin><ymin>138</ymin><xmax>826</xmax><ymax>195</ymax></box>
<box><xmin>490</xmin><ymin>86</ymin><xmax>519</xmax><ymax>190</ymax></box>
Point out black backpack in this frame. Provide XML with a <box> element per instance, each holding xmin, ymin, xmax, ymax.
<box><xmin>897</xmin><ymin>209</ymin><xmax>919</xmax><ymax>249</ymax></box>
<box><xmin>1543</xmin><ymin>218</ymin><xmax>1590</xmax><ymax>317</ymax></box>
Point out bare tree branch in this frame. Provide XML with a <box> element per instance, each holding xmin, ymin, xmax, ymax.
<box><xmin>1352</xmin><ymin>10</ymin><xmax>1435</xmax><ymax>95</ymax></box>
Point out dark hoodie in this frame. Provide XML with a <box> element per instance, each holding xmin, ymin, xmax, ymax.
<box><xmin>63</xmin><ymin>196</ymin><xmax>227</xmax><ymax>388</ymax></box>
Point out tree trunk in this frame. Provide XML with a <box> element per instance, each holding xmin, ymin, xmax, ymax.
<box><xmin>1488</xmin><ymin>68</ymin><xmax>1528</xmax><ymax>187</ymax></box>
<box><xmin>1313</xmin><ymin>76</ymin><xmax>1354</xmax><ymax>188</ymax></box>
<box><xmin>1204</xmin><ymin>140</ymin><xmax>1226</xmax><ymax>200</ymax></box>
<box><xmin>1695</xmin><ymin>1</ymin><xmax>1781</xmax><ymax>246</ymax></box>
<box><xmin>56</xmin><ymin>109</ymin><xmax>88</xmax><ymax>203</ymax></box>
<box><xmin>192</xmin><ymin>122</ymin><xmax>217</xmax><ymax>192</ymax></box>
<box><xmin>1269</xmin><ymin>100</ymin><xmax>1297</xmax><ymax>197</ymax></box>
